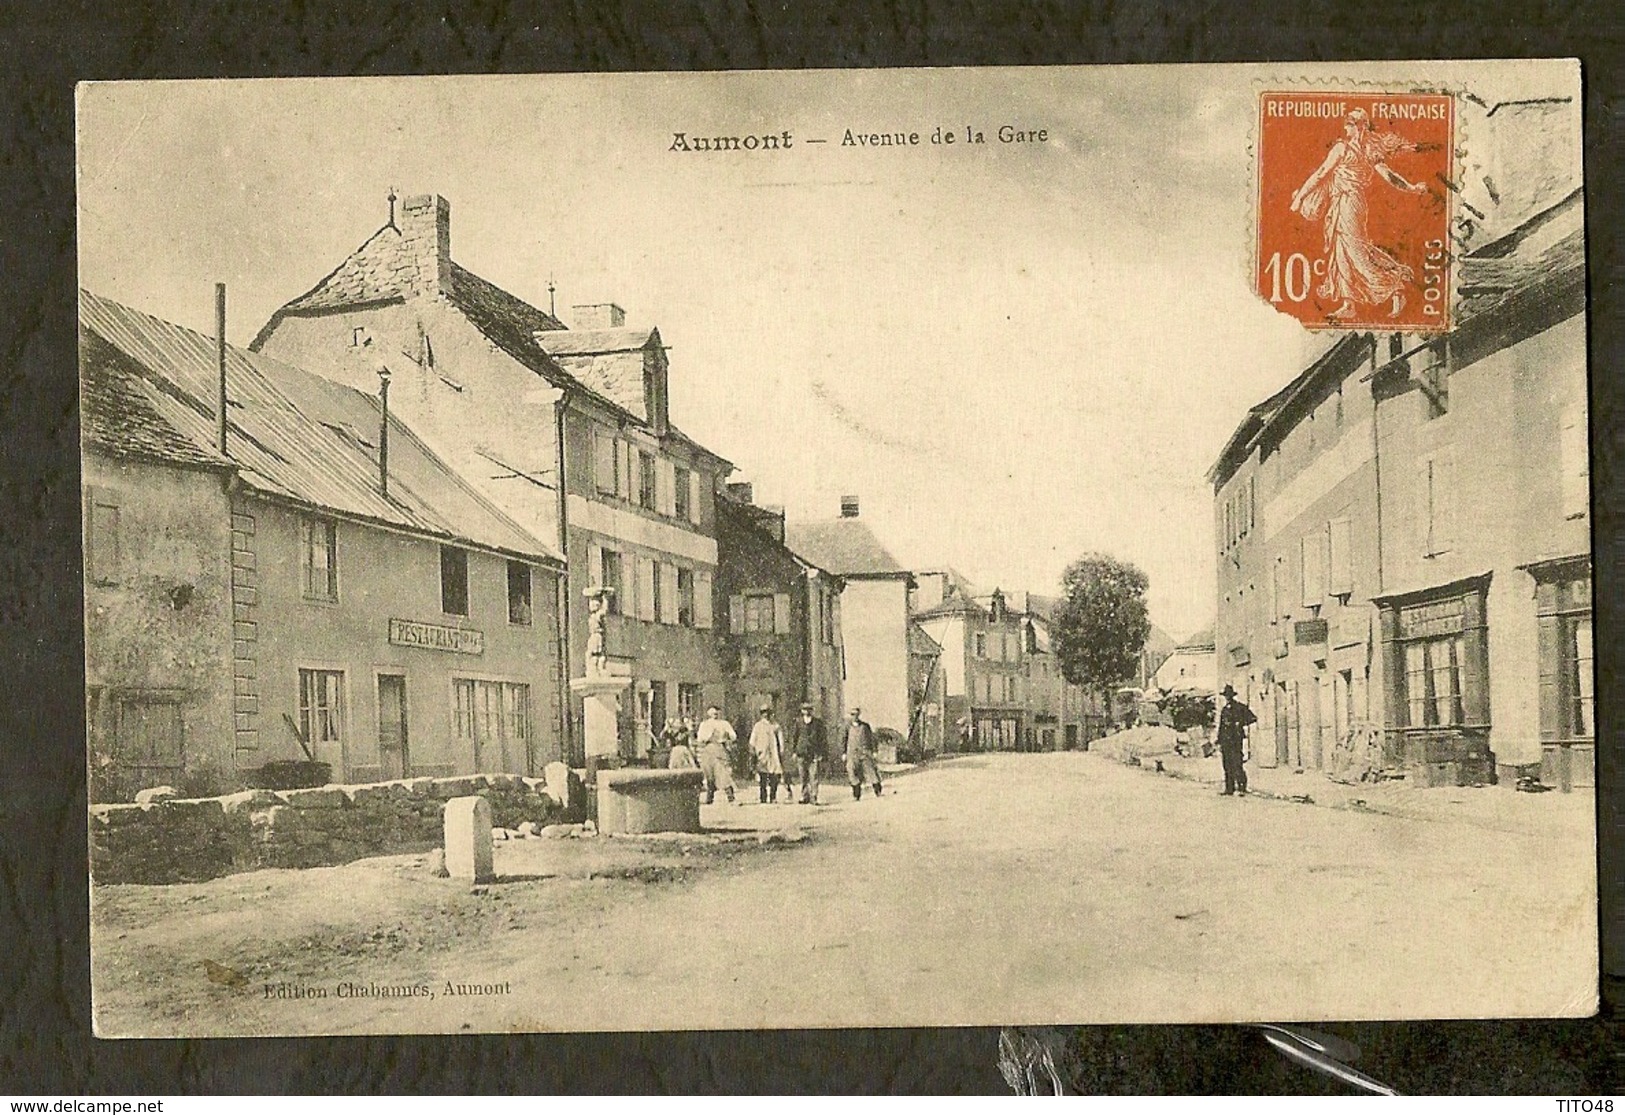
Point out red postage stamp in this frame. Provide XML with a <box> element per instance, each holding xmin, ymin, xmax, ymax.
<box><xmin>1257</xmin><ymin>90</ymin><xmax>1454</xmax><ymax>331</ymax></box>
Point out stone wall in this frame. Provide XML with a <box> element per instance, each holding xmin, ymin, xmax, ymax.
<box><xmin>90</xmin><ymin>771</ymin><xmax>583</xmax><ymax>886</ymax></box>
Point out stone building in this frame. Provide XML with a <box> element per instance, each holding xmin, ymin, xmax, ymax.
<box><xmin>82</xmin><ymin>291</ymin><xmax>565</xmax><ymax>799</ymax></box>
<box><xmin>785</xmin><ymin>498</ymin><xmax>914</xmax><ymax>742</ymax></box>
<box><xmin>1153</xmin><ymin>625</ymin><xmax>1218</xmax><ymax>695</ymax></box>
<box><xmin>713</xmin><ymin>484</ymin><xmax>846</xmax><ymax>756</ymax></box>
<box><xmin>252</xmin><ymin>193</ymin><xmax>732</xmax><ymax>764</ymax></box>
<box><xmin>1209</xmin><ymin>187</ymin><xmax>1588</xmax><ymax>787</ymax></box>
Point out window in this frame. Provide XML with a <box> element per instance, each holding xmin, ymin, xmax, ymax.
<box><xmin>677</xmin><ymin>567</ymin><xmax>695</xmax><ymax>626</ymax></box>
<box><xmin>87</xmin><ymin>492</ymin><xmax>121</xmax><ymax>585</ymax></box>
<box><xmin>1559</xmin><ymin>404</ymin><xmax>1589</xmax><ymax>520</ymax></box>
<box><xmin>600</xmin><ymin>549</ymin><xmax>624</xmax><ymax>615</ymax></box>
<box><xmin>1300</xmin><ymin>529</ymin><xmax>1327</xmax><ymax>606</ymax></box>
<box><xmin>1387</xmin><ymin>585</ymin><xmax>1488</xmax><ymax>731</ymax></box>
<box><xmin>1328</xmin><ymin>517</ymin><xmax>1353</xmax><ymax>597</ymax></box>
<box><xmin>594</xmin><ymin>431</ymin><xmax>619</xmax><ymax>496</ymax></box>
<box><xmin>975</xmin><ymin>633</ymin><xmax>987</xmax><ymax>658</ymax></box>
<box><xmin>301</xmin><ymin>516</ymin><xmax>338</xmax><ymax>601</ymax></box>
<box><xmin>638</xmin><ymin>451</ymin><xmax>657</xmax><ymax>510</ymax></box>
<box><xmin>440</xmin><ymin>546</ymin><xmax>469</xmax><ymax>615</ymax></box>
<box><xmin>1419</xmin><ymin>453</ymin><xmax>1456</xmax><ymax>556</ymax></box>
<box><xmin>298</xmin><ymin>669</ymin><xmax>344</xmax><ymax>753</ymax></box>
<box><xmin>1534</xmin><ymin>562</ymin><xmax>1593</xmax><ymax>741</ymax></box>
<box><xmin>674</xmin><ymin>465</ymin><xmax>692</xmax><ymax>520</ymax></box>
<box><xmin>678</xmin><ymin>683</ymin><xmax>702</xmax><ymax>719</ymax></box>
<box><xmin>743</xmin><ymin>593</ymin><xmax>775</xmax><ymax>633</ymax></box>
<box><xmin>821</xmin><ymin>588</ymin><xmax>836</xmax><ymax>644</ymax></box>
<box><xmin>507</xmin><ymin>561</ymin><xmax>532</xmax><ymax>625</ymax></box>
<box><xmin>454</xmin><ymin>679</ymin><xmax>529</xmax><ymax>772</ymax></box>
<box><xmin>648</xmin><ymin>681</ymin><xmax>667</xmax><ymax>739</ymax></box>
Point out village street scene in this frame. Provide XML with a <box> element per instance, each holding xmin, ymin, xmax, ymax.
<box><xmin>77</xmin><ymin>65</ymin><xmax>1596</xmax><ymax>1036</ymax></box>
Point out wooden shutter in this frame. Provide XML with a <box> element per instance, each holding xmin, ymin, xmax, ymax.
<box><xmin>1537</xmin><ymin>612</ymin><xmax>1563</xmax><ymax>741</ymax></box>
<box><xmin>660</xmin><ymin>563</ymin><xmax>679</xmax><ymax>624</ymax></box>
<box><xmin>688</xmin><ymin>470</ymin><xmax>703</xmax><ymax>525</ymax></box>
<box><xmin>1328</xmin><ymin>517</ymin><xmax>1353</xmax><ymax>596</ymax></box>
<box><xmin>1433</xmin><ymin>454</ymin><xmax>1456</xmax><ymax>553</ymax></box>
<box><xmin>695</xmin><ymin>570</ymin><xmax>714</xmax><ymax>629</ymax></box>
<box><xmin>637</xmin><ymin>556</ymin><xmax>656</xmax><ymax>621</ymax></box>
<box><xmin>1560</xmin><ymin>405</ymin><xmax>1588</xmax><ymax>518</ymax></box>
<box><xmin>618</xmin><ymin>441</ymin><xmax>634</xmax><ymax>501</ymax></box>
<box><xmin>773</xmin><ymin>593</ymin><xmax>791</xmax><ymax>635</ymax></box>
<box><xmin>729</xmin><ymin>594</ymin><xmax>746</xmax><ymax>634</ymax></box>
<box><xmin>658</xmin><ymin>458</ymin><xmax>677</xmax><ymax>517</ymax></box>
<box><xmin>831</xmin><ymin>593</ymin><xmax>842</xmax><ymax>644</ymax></box>
<box><xmin>593</xmin><ymin>430</ymin><xmax>617</xmax><ymax>495</ymax></box>
<box><xmin>587</xmin><ymin>541</ymin><xmax>604</xmax><ymax>590</ymax></box>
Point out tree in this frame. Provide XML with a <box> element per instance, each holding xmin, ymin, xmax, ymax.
<box><xmin>1053</xmin><ymin>554</ymin><xmax>1152</xmax><ymax>719</ymax></box>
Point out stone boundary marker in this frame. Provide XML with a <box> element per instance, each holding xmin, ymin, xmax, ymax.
<box><xmin>443</xmin><ymin>796</ymin><xmax>495</xmax><ymax>883</ymax></box>
<box><xmin>90</xmin><ymin>769</ymin><xmax>587</xmax><ymax>886</ymax></box>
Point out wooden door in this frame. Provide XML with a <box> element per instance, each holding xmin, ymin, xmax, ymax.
<box><xmin>377</xmin><ymin>674</ymin><xmax>408</xmax><ymax>780</ymax></box>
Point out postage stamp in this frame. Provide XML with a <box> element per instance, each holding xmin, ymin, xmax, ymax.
<box><xmin>1256</xmin><ymin>89</ymin><xmax>1454</xmax><ymax>331</ymax></box>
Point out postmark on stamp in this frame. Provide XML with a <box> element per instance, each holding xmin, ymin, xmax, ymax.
<box><xmin>1257</xmin><ymin>90</ymin><xmax>1454</xmax><ymax>331</ymax></box>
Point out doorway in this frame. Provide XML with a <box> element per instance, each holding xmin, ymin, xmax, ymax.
<box><xmin>377</xmin><ymin>674</ymin><xmax>408</xmax><ymax>780</ymax></box>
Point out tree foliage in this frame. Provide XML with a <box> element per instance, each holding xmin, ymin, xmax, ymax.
<box><xmin>1053</xmin><ymin>554</ymin><xmax>1151</xmax><ymax>698</ymax></box>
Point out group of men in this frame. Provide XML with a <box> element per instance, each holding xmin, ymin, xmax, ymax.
<box><xmin>663</xmin><ymin>703</ymin><xmax>884</xmax><ymax>806</ymax></box>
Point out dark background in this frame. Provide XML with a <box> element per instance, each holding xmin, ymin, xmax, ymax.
<box><xmin>0</xmin><ymin>0</ymin><xmax>1619</xmax><ymax>1094</ymax></box>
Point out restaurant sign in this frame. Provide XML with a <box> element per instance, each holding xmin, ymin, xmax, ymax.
<box><xmin>388</xmin><ymin>618</ymin><xmax>484</xmax><ymax>655</ymax></box>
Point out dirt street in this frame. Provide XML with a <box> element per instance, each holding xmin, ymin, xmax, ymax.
<box><xmin>91</xmin><ymin>752</ymin><xmax>1597</xmax><ymax>1037</ymax></box>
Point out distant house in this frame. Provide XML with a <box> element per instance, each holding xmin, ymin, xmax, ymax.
<box><xmin>714</xmin><ymin>484</ymin><xmax>845</xmax><ymax>756</ymax></box>
<box><xmin>1153</xmin><ymin>626</ymin><xmax>1217</xmax><ymax>694</ymax></box>
<box><xmin>252</xmin><ymin>193</ymin><xmax>733</xmax><ymax>764</ymax></box>
<box><xmin>785</xmin><ymin>497</ymin><xmax>914</xmax><ymax>742</ymax></box>
<box><xmin>82</xmin><ymin>291</ymin><xmax>565</xmax><ymax>800</ymax></box>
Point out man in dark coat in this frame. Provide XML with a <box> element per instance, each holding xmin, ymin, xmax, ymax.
<box><xmin>790</xmin><ymin>702</ymin><xmax>827</xmax><ymax>805</ymax></box>
<box><xmin>1216</xmin><ymin>683</ymin><xmax>1257</xmax><ymax>796</ymax></box>
<box><xmin>844</xmin><ymin>707</ymin><xmax>883</xmax><ymax>800</ymax></box>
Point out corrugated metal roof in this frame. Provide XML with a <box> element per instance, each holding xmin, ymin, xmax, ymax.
<box><xmin>80</xmin><ymin>289</ymin><xmax>561</xmax><ymax>564</ymax></box>
<box><xmin>784</xmin><ymin>518</ymin><xmax>907</xmax><ymax>577</ymax></box>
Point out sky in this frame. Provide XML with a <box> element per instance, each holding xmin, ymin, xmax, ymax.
<box><xmin>75</xmin><ymin>62</ymin><xmax>1577</xmax><ymax>640</ymax></box>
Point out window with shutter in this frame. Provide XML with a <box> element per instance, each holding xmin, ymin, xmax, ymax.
<box><xmin>694</xmin><ymin>570</ymin><xmax>714</xmax><ymax>629</ymax></box>
<box><xmin>729</xmin><ymin>594</ymin><xmax>747</xmax><ymax>634</ymax></box>
<box><xmin>637</xmin><ymin>557</ymin><xmax>657</xmax><ymax>622</ymax></box>
<box><xmin>773</xmin><ymin>593</ymin><xmax>791</xmax><ymax>635</ymax></box>
<box><xmin>1328</xmin><ymin>517</ymin><xmax>1352</xmax><ymax>596</ymax></box>
<box><xmin>594</xmin><ymin>430</ymin><xmax>617</xmax><ymax>495</ymax></box>
<box><xmin>674</xmin><ymin>465</ymin><xmax>691</xmax><ymax>521</ymax></box>
<box><xmin>1560</xmin><ymin>405</ymin><xmax>1589</xmax><ymax>519</ymax></box>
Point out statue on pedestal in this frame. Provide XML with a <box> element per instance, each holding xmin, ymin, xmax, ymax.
<box><xmin>584</xmin><ymin>587</ymin><xmax>613</xmax><ymax>676</ymax></box>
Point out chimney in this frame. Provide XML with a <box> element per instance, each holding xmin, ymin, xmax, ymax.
<box><xmin>726</xmin><ymin>481</ymin><xmax>754</xmax><ymax>505</ymax></box>
<box><xmin>570</xmin><ymin>303</ymin><xmax>627</xmax><ymax>330</ymax></box>
<box><xmin>399</xmin><ymin>194</ymin><xmax>451</xmax><ymax>295</ymax></box>
<box><xmin>840</xmin><ymin>495</ymin><xmax>860</xmax><ymax>518</ymax></box>
<box><xmin>761</xmin><ymin>504</ymin><xmax>786</xmax><ymax>545</ymax></box>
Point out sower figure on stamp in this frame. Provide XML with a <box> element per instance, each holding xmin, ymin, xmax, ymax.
<box><xmin>1289</xmin><ymin>107</ymin><xmax>1430</xmax><ymax>320</ymax></box>
<box><xmin>695</xmin><ymin>705</ymin><xmax>738</xmax><ymax>805</ymax></box>
<box><xmin>749</xmin><ymin>703</ymin><xmax>788</xmax><ymax>804</ymax></box>
<box><xmin>791</xmin><ymin>701</ymin><xmax>827</xmax><ymax>805</ymax></box>
<box><xmin>1216</xmin><ymin>683</ymin><xmax>1257</xmax><ymax>796</ymax></box>
<box><xmin>844</xmin><ymin>707</ymin><xmax>883</xmax><ymax>801</ymax></box>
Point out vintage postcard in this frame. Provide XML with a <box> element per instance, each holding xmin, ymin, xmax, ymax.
<box><xmin>77</xmin><ymin>61</ymin><xmax>1595</xmax><ymax>1037</ymax></box>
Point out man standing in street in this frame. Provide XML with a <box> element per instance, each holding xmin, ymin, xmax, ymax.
<box><xmin>791</xmin><ymin>701</ymin><xmax>827</xmax><ymax>805</ymax></box>
<box><xmin>1216</xmin><ymin>683</ymin><xmax>1257</xmax><ymax>796</ymax></box>
<box><xmin>749</xmin><ymin>703</ymin><xmax>788</xmax><ymax>804</ymax></box>
<box><xmin>844</xmin><ymin>706</ymin><xmax>883</xmax><ymax>800</ymax></box>
<box><xmin>696</xmin><ymin>705</ymin><xmax>738</xmax><ymax>805</ymax></box>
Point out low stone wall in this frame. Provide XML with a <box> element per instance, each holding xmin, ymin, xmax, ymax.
<box><xmin>90</xmin><ymin>771</ymin><xmax>584</xmax><ymax>886</ymax></box>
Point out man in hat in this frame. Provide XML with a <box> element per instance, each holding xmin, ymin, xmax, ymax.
<box><xmin>790</xmin><ymin>701</ymin><xmax>828</xmax><ymax>804</ymax></box>
<box><xmin>749</xmin><ymin>703</ymin><xmax>788</xmax><ymax>804</ymax></box>
<box><xmin>1215</xmin><ymin>683</ymin><xmax>1258</xmax><ymax>796</ymax></box>
<box><xmin>844</xmin><ymin>706</ymin><xmax>882</xmax><ymax>800</ymax></box>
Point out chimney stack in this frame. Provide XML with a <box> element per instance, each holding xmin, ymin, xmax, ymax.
<box><xmin>570</xmin><ymin>303</ymin><xmax>626</xmax><ymax>330</ymax></box>
<box><xmin>840</xmin><ymin>495</ymin><xmax>860</xmax><ymax>518</ymax></box>
<box><xmin>726</xmin><ymin>481</ymin><xmax>754</xmax><ymax>505</ymax></box>
<box><xmin>399</xmin><ymin>194</ymin><xmax>451</xmax><ymax>295</ymax></box>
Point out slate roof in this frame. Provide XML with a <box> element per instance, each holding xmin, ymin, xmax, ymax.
<box><xmin>784</xmin><ymin>518</ymin><xmax>908</xmax><ymax>578</ymax></box>
<box><xmin>534</xmin><ymin>327</ymin><xmax>659</xmax><ymax>420</ymax></box>
<box><xmin>81</xmin><ymin>289</ymin><xmax>562</xmax><ymax>564</ymax></box>
<box><xmin>908</xmin><ymin>622</ymin><xmax>943</xmax><ymax>657</ymax></box>
<box><xmin>912</xmin><ymin>592</ymin><xmax>983</xmax><ymax>620</ymax></box>
<box><xmin>1173</xmin><ymin>625</ymin><xmax>1216</xmax><ymax>652</ymax></box>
